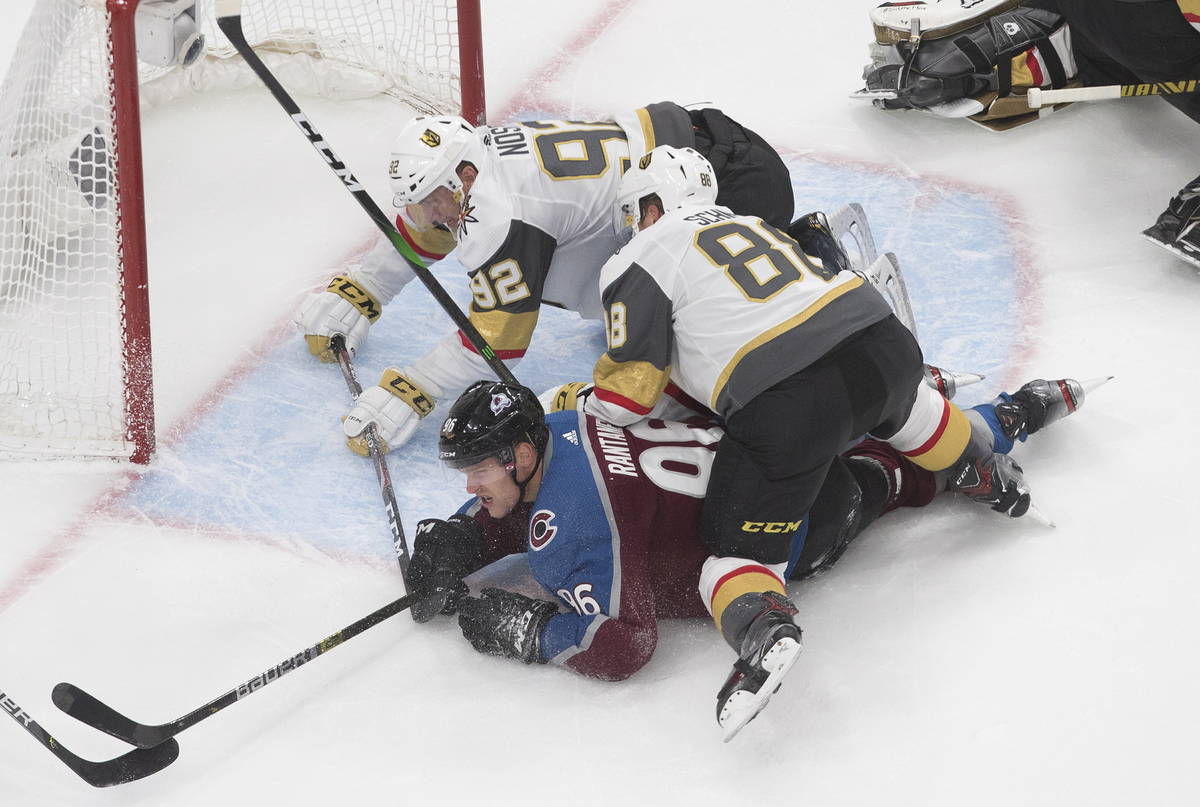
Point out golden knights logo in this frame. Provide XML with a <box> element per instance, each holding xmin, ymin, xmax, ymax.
<box><xmin>638</xmin><ymin>153</ymin><xmax>653</xmax><ymax>170</ymax></box>
<box><xmin>420</xmin><ymin>128</ymin><xmax>442</xmax><ymax>148</ymax></box>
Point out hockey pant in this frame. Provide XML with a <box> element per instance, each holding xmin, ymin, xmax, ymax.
<box><xmin>699</xmin><ymin>314</ymin><xmax>977</xmax><ymax>566</ymax></box>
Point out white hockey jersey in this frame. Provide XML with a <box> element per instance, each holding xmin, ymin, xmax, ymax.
<box><xmin>347</xmin><ymin>103</ymin><xmax>704</xmax><ymax>400</ymax></box>
<box><xmin>584</xmin><ymin>204</ymin><xmax>894</xmax><ymax>424</ymax></box>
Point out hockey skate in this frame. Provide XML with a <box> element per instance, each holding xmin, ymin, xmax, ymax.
<box><xmin>946</xmin><ymin>449</ymin><xmax>1031</xmax><ymax>518</ymax></box>
<box><xmin>987</xmin><ymin>377</ymin><xmax>1111</xmax><ymax>447</ymax></box>
<box><xmin>1142</xmin><ymin>175</ymin><xmax>1200</xmax><ymax>270</ymax></box>
<box><xmin>715</xmin><ymin>592</ymin><xmax>803</xmax><ymax>742</ymax></box>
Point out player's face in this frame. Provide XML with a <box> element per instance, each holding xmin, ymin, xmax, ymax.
<box><xmin>411</xmin><ymin>186</ymin><xmax>464</xmax><ymax>232</ymax></box>
<box><xmin>461</xmin><ymin>456</ymin><xmax>520</xmax><ymax>518</ymax></box>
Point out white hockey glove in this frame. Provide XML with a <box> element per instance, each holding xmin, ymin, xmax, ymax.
<box><xmin>342</xmin><ymin>368</ymin><xmax>436</xmax><ymax>456</ymax></box>
<box><xmin>537</xmin><ymin>381</ymin><xmax>594</xmax><ymax>413</ymax></box>
<box><xmin>297</xmin><ymin>275</ymin><xmax>383</xmax><ymax>363</ymax></box>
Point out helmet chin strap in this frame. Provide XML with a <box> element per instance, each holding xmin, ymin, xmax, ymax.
<box><xmin>509</xmin><ymin>441</ymin><xmax>546</xmax><ymax>503</ymax></box>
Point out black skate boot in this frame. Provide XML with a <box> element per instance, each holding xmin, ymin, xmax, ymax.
<box><xmin>715</xmin><ymin>592</ymin><xmax>803</xmax><ymax>742</ymax></box>
<box><xmin>946</xmin><ymin>449</ymin><xmax>1031</xmax><ymax>518</ymax></box>
<box><xmin>1143</xmin><ymin>174</ymin><xmax>1200</xmax><ymax>268</ymax></box>
<box><xmin>993</xmin><ymin>377</ymin><xmax>1106</xmax><ymax>442</ymax></box>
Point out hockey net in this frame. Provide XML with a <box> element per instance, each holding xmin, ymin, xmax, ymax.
<box><xmin>0</xmin><ymin>0</ymin><xmax>482</xmax><ymax>462</ymax></box>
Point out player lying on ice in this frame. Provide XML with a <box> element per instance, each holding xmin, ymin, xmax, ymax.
<box><xmin>408</xmin><ymin>374</ymin><xmax>1102</xmax><ymax>742</ymax></box>
<box><xmin>855</xmin><ymin>0</ymin><xmax>1200</xmax><ymax>266</ymax></box>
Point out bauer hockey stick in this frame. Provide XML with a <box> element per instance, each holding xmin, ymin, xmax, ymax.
<box><xmin>213</xmin><ymin>0</ymin><xmax>518</xmax><ymax>386</ymax></box>
<box><xmin>1</xmin><ymin>686</ymin><xmax>179</xmax><ymax>786</ymax></box>
<box><xmin>1028</xmin><ymin>79</ymin><xmax>1200</xmax><ymax>108</ymax></box>
<box><xmin>51</xmin><ymin>592</ymin><xmax>417</xmax><ymax>750</ymax></box>
<box><xmin>331</xmin><ymin>334</ymin><xmax>413</xmax><ymax>591</ymax></box>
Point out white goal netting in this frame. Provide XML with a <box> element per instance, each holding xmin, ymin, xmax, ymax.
<box><xmin>0</xmin><ymin>0</ymin><xmax>469</xmax><ymax>461</ymax></box>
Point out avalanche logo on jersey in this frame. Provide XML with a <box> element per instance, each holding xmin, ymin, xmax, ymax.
<box><xmin>530</xmin><ymin>509</ymin><xmax>558</xmax><ymax>550</ymax></box>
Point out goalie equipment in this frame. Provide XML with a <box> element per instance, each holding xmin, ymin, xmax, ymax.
<box><xmin>388</xmin><ymin>115</ymin><xmax>484</xmax><ymax>208</ymax></box>
<box><xmin>858</xmin><ymin>3</ymin><xmax>1076</xmax><ymax>130</ymax></box>
<box><xmin>715</xmin><ymin>591</ymin><xmax>803</xmax><ymax>742</ymax></box>
<box><xmin>297</xmin><ymin>274</ymin><xmax>382</xmax><ymax>362</ymax></box>
<box><xmin>342</xmin><ymin>368</ymin><xmax>437</xmax><ymax>455</ymax></box>
<box><xmin>612</xmin><ymin>146</ymin><xmax>718</xmax><ymax>243</ymax></box>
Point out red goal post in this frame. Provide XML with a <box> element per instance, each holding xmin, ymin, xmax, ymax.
<box><xmin>0</xmin><ymin>0</ymin><xmax>484</xmax><ymax>463</ymax></box>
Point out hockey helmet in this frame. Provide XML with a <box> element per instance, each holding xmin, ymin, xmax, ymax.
<box><xmin>612</xmin><ymin>145</ymin><xmax>718</xmax><ymax>242</ymax></box>
<box><xmin>438</xmin><ymin>381</ymin><xmax>550</xmax><ymax>473</ymax></box>
<box><xmin>389</xmin><ymin>115</ymin><xmax>484</xmax><ymax>208</ymax></box>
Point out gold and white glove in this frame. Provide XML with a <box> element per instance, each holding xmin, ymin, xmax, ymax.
<box><xmin>297</xmin><ymin>275</ymin><xmax>383</xmax><ymax>362</ymax></box>
<box><xmin>537</xmin><ymin>381</ymin><xmax>594</xmax><ymax>413</ymax></box>
<box><xmin>343</xmin><ymin>368</ymin><xmax>436</xmax><ymax>456</ymax></box>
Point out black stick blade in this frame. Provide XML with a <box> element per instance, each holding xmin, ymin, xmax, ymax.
<box><xmin>53</xmin><ymin>682</ymin><xmax>170</xmax><ymax>749</ymax></box>
<box><xmin>66</xmin><ymin>738</ymin><xmax>180</xmax><ymax>787</ymax></box>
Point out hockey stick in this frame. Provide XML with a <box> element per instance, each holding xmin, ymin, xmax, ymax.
<box><xmin>1028</xmin><ymin>79</ymin><xmax>1200</xmax><ymax>108</ymax></box>
<box><xmin>52</xmin><ymin>592</ymin><xmax>417</xmax><ymax>749</ymax></box>
<box><xmin>330</xmin><ymin>334</ymin><xmax>412</xmax><ymax>588</ymax></box>
<box><xmin>2</xmin><ymin>687</ymin><xmax>178</xmax><ymax>787</ymax></box>
<box><xmin>213</xmin><ymin>0</ymin><xmax>518</xmax><ymax>386</ymax></box>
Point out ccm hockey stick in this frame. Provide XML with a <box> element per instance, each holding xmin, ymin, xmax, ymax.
<box><xmin>213</xmin><ymin>0</ymin><xmax>517</xmax><ymax>386</ymax></box>
<box><xmin>1028</xmin><ymin>79</ymin><xmax>1200</xmax><ymax>108</ymax></box>
<box><xmin>1</xmin><ymin>687</ymin><xmax>178</xmax><ymax>787</ymax></box>
<box><xmin>52</xmin><ymin>592</ymin><xmax>417</xmax><ymax>749</ymax></box>
<box><xmin>331</xmin><ymin>334</ymin><xmax>412</xmax><ymax>589</ymax></box>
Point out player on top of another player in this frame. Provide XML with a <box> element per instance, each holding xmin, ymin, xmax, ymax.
<box><xmin>407</xmin><ymin>373</ymin><xmax>1100</xmax><ymax>741</ymax></box>
<box><xmin>575</xmin><ymin>145</ymin><xmax>1043</xmax><ymax>732</ymax></box>
<box><xmin>295</xmin><ymin>103</ymin><xmax>794</xmax><ymax>453</ymax></box>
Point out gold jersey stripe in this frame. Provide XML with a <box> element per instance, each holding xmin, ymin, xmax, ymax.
<box><xmin>468</xmin><ymin>309</ymin><xmax>540</xmax><ymax>352</ymax></box>
<box><xmin>593</xmin><ymin>354</ymin><xmax>671</xmax><ymax>410</ymax></box>
<box><xmin>635</xmin><ymin>107</ymin><xmax>656</xmax><ymax>152</ymax></box>
<box><xmin>710</xmin><ymin>569</ymin><xmax>787</xmax><ymax>633</ymax></box>
<box><xmin>711</xmin><ymin>276</ymin><xmax>865</xmax><ymax>410</ymax></box>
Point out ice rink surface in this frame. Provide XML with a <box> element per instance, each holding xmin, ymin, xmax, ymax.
<box><xmin>2</xmin><ymin>1</ymin><xmax>1199</xmax><ymax>804</ymax></box>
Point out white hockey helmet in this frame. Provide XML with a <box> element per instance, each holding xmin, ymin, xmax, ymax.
<box><xmin>389</xmin><ymin>115</ymin><xmax>483</xmax><ymax>207</ymax></box>
<box><xmin>612</xmin><ymin>145</ymin><xmax>718</xmax><ymax>242</ymax></box>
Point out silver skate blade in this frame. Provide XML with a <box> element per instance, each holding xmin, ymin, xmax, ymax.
<box><xmin>719</xmin><ymin>637</ymin><xmax>802</xmax><ymax>743</ymax></box>
<box><xmin>1025</xmin><ymin>502</ymin><xmax>1056</xmax><ymax>528</ymax></box>
<box><xmin>1080</xmin><ymin>376</ymin><xmax>1114</xmax><ymax>395</ymax></box>
<box><xmin>951</xmin><ymin>371</ymin><xmax>986</xmax><ymax>387</ymax></box>
<box><xmin>850</xmin><ymin>88</ymin><xmax>900</xmax><ymax>101</ymax></box>
<box><xmin>1141</xmin><ymin>230</ymin><xmax>1200</xmax><ymax>271</ymax></box>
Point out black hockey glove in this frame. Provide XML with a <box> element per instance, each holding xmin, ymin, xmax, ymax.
<box><xmin>408</xmin><ymin>515</ymin><xmax>484</xmax><ymax>623</ymax></box>
<box><xmin>456</xmin><ymin>588</ymin><xmax>559</xmax><ymax>664</ymax></box>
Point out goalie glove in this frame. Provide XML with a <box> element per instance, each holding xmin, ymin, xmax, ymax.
<box><xmin>408</xmin><ymin>515</ymin><xmax>485</xmax><ymax>623</ymax></box>
<box><xmin>456</xmin><ymin>588</ymin><xmax>559</xmax><ymax>664</ymax></box>
<box><xmin>297</xmin><ymin>274</ymin><xmax>384</xmax><ymax>362</ymax></box>
<box><xmin>342</xmin><ymin>368</ymin><xmax>437</xmax><ymax>455</ymax></box>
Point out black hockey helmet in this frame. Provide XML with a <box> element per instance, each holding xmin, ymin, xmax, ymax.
<box><xmin>438</xmin><ymin>381</ymin><xmax>549</xmax><ymax>470</ymax></box>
